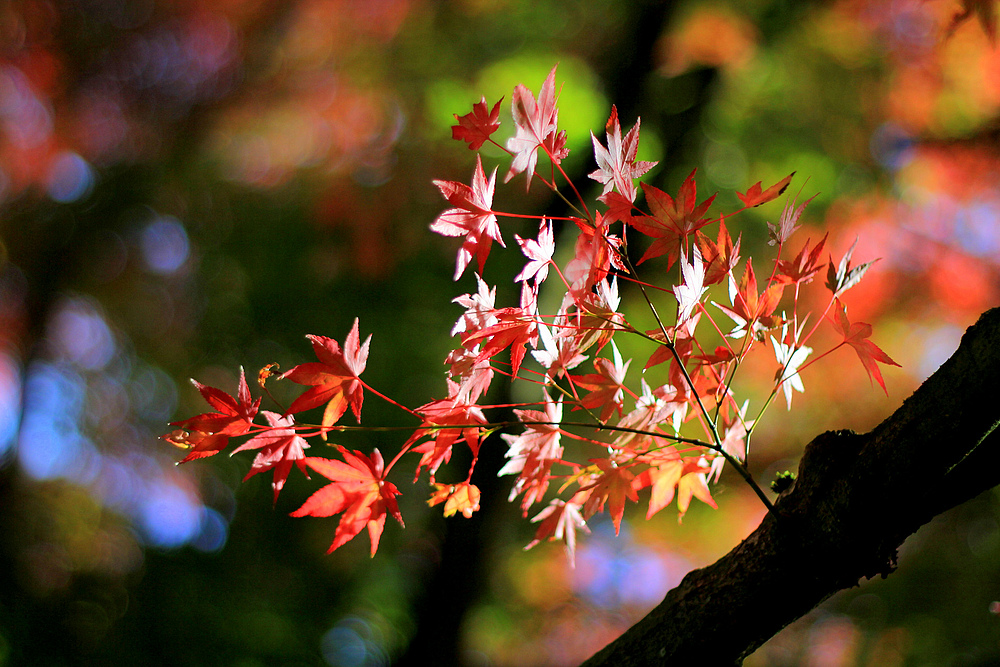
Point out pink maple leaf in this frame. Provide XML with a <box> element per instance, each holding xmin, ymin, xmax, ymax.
<box><xmin>505</xmin><ymin>65</ymin><xmax>567</xmax><ymax>190</ymax></box>
<box><xmin>431</xmin><ymin>155</ymin><xmax>504</xmax><ymax>280</ymax></box>
<box><xmin>513</xmin><ymin>218</ymin><xmax>555</xmax><ymax>285</ymax></box>
<box><xmin>589</xmin><ymin>105</ymin><xmax>657</xmax><ymax>203</ymax></box>
<box><xmin>232</xmin><ymin>411</ymin><xmax>310</xmax><ymax>503</ymax></box>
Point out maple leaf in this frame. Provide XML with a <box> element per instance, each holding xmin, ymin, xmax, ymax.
<box><xmin>281</xmin><ymin>319</ymin><xmax>371</xmax><ymax>433</ymax></box>
<box><xmin>444</xmin><ymin>345</ymin><xmax>494</xmax><ymax>404</ymax></box>
<box><xmin>514</xmin><ymin>218</ymin><xmax>555</xmax><ymax>285</ymax></box>
<box><xmin>524</xmin><ymin>493</ymin><xmax>590</xmax><ymax>567</ymax></box>
<box><xmin>632</xmin><ymin>447</ymin><xmax>718</xmax><ymax>522</ymax></box>
<box><xmin>451</xmin><ymin>274</ymin><xmax>497</xmax><ymax>337</ymax></box>
<box><xmin>826</xmin><ymin>237</ymin><xmax>878</xmax><ymax>298</ymax></box>
<box><xmin>431</xmin><ymin>155</ymin><xmax>504</xmax><ymax>280</ymax></box>
<box><xmin>588</xmin><ymin>105</ymin><xmax>657</xmax><ymax>203</ymax></box>
<box><xmin>563</xmin><ymin>213</ymin><xmax>624</xmax><ymax>301</ymax></box>
<box><xmin>405</xmin><ymin>380</ymin><xmax>488</xmax><ymax>482</ymax></box>
<box><xmin>290</xmin><ymin>450</ymin><xmax>404</xmax><ymax>556</ymax></box>
<box><xmin>767</xmin><ymin>191</ymin><xmax>815</xmax><ymax>246</ymax></box>
<box><xmin>737</xmin><ymin>172</ymin><xmax>794</xmax><ymax>208</ymax></box>
<box><xmin>713</xmin><ymin>260</ymin><xmax>785</xmax><ymax>339</ymax></box>
<box><xmin>581</xmin><ymin>459</ymin><xmax>638</xmax><ymax>535</ymax></box>
<box><xmin>627</xmin><ymin>171</ymin><xmax>717</xmax><ymax>267</ymax></box>
<box><xmin>500</xmin><ymin>394</ymin><xmax>564</xmax><ymax>512</ymax></box>
<box><xmin>695</xmin><ymin>220</ymin><xmax>741</xmax><ymax>286</ymax></box>
<box><xmin>451</xmin><ymin>96</ymin><xmax>502</xmax><ymax>150</ymax></box>
<box><xmin>571</xmin><ymin>341</ymin><xmax>631</xmax><ymax>422</ymax></box>
<box><xmin>633</xmin><ymin>449</ymin><xmax>717</xmax><ymax>520</ymax></box>
<box><xmin>832</xmin><ymin>300</ymin><xmax>900</xmax><ymax>394</ymax></box>
<box><xmin>531</xmin><ymin>320</ymin><xmax>588</xmax><ymax>381</ymax></box>
<box><xmin>776</xmin><ymin>234</ymin><xmax>827</xmax><ymax>286</ymax></box>
<box><xmin>674</xmin><ymin>245</ymin><xmax>707</xmax><ymax>326</ymax></box>
<box><xmin>461</xmin><ymin>282</ymin><xmax>539</xmax><ymax>378</ymax></box>
<box><xmin>771</xmin><ymin>336</ymin><xmax>812</xmax><ymax>410</ymax></box>
<box><xmin>231</xmin><ymin>410</ymin><xmax>310</xmax><ymax>503</ymax></box>
<box><xmin>428</xmin><ymin>482</ymin><xmax>482</xmax><ymax>518</ymax></box>
<box><xmin>168</xmin><ymin>367</ymin><xmax>260</xmax><ymax>463</ymax></box>
<box><xmin>506</xmin><ymin>65</ymin><xmax>566</xmax><ymax>190</ymax></box>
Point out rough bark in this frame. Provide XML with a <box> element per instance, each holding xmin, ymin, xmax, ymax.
<box><xmin>582</xmin><ymin>306</ymin><xmax>1000</xmax><ymax>666</ymax></box>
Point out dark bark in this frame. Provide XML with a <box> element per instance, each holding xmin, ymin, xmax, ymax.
<box><xmin>583</xmin><ymin>306</ymin><xmax>1000</xmax><ymax>666</ymax></box>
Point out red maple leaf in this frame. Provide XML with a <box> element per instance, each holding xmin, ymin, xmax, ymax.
<box><xmin>405</xmin><ymin>380</ymin><xmax>488</xmax><ymax>482</ymax></box>
<box><xmin>231</xmin><ymin>411</ymin><xmax>310</xmax><ymax>503</ymax></box>
<box><xmin>581</xmin><ymin>459</ymin><xmax>638</xmax><ymax>535</ymax></box>
<box><xmin>168</xmin><ymin>367</ymin><xmax>260</xmax><ymax>463</ymax></box>
<box><xmin>431</xmin><ymin>155</ymin><xmax>504</xmax><ymax>280</ymax></box>
<box><xmin>290</xmin><ymin>450</ymin><xmax>403</xmax><ymax>556</ymax></box>
<box><xmin>627</xmin><ymin>170</ymin><xmax>717</xmax><ymax>267</ymax></box>
<box><xmin>524</xmin><ymin>493</ymin><xmax>590</xmax><ymax>567</ymax></box>
<box><xmin>281</xmin><ymin>319</ymin><xmax>371</xmax><ymax>431</ymax></box>
<box><xmin>737</xmin><ymin>172</ymin><xmax>794</xmax><ymax>208</ymax></box>
<box><xmin>713</xmin><ymin>260</ymin><xmax>785</xmax><ymax>338</ymax></box>
<box><xmin>776</xmin><ymin>234</ymin><xmax>827</xmax><ymax>286</ymax></box>
<box><xmin>571</xmin><ymin>343</ymin><xmax>631</xmax><ymax>422</ymax></box>
<box><xmin>695</xmin><ymin>220</ymin><xmax>741</xmax><ymax>286</ymax></box>
<box><xmin>451</xmin><ymin>96</ymin><xmax>502</xmax><ymax>150</ymax></box>
<box><xmin>831</xmin><ymin>300</ymin><xmax>900</xmax><ymax>394</ymax></box>
<box><xmin>461</xmin><ymin>282</ymin><xmax>539</xmax><ymax>378</ymax></box>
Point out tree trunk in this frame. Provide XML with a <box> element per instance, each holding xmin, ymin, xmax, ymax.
<box><xmin>583</xmin><ymin>306</ymin><xmax>1000</xmax><ymax>666</ymax></box>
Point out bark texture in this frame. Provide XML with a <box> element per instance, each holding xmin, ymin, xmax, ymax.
<box><xmin>582</xmin><ymin>306</ymin><xmax>1000</xmax><ymax>666</ymax></box>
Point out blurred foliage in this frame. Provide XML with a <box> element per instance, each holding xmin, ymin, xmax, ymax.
<box><xmin>1</xmin><ymin>0</ymin><xmax>1000</xmax><ymax>666</ymax></box>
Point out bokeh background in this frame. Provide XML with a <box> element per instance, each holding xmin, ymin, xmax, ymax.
<box><xmin>1</xmin><ymin>0</ymin><xmax>1000</xmax><ymax>665</ymax></box>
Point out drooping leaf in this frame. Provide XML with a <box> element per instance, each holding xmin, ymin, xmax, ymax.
<box><xmin>581</xmin><ymin>459</ymin><xmax>638</xmax><ymax>534</ymax></box>
<box><xmin>232</xmin><ymin>411</ymin><xmax>310</xmax><ymax>503</ymax></box>
<box><xmin>832</xmin><ymin>300</ymin><xmax>900</xmax><ymax>394</ymax></box>
<box><xmin>290</xmin><ymin>450</ymin><xmax>403</xmax><ymax>556</ymax></box>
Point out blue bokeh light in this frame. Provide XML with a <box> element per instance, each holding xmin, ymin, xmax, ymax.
<box><xmin>46</xmin><ymin>152</ymin><xmax>95</xmax><ymax>203</ymax></box>
<box><xmin>138</xmin><ymin>478</ymin><xmax>203</xmax><ymax>549</ymax></box>
<box><xmin>140</xmin><ymin>216</ymin><xmax>190</xmax><ymax>275</ymax></box>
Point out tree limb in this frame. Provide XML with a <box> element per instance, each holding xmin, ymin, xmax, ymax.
<box><xmin>582</xmin><ymin>306</ymin><xmax>1000</xmax><ymax>666</ymax></box>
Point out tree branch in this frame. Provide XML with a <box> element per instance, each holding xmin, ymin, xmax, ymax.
<box><xmin>582</xmin><ymin>306</ymin><xmax>1000</xmax><ymax>666</ymax></box>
